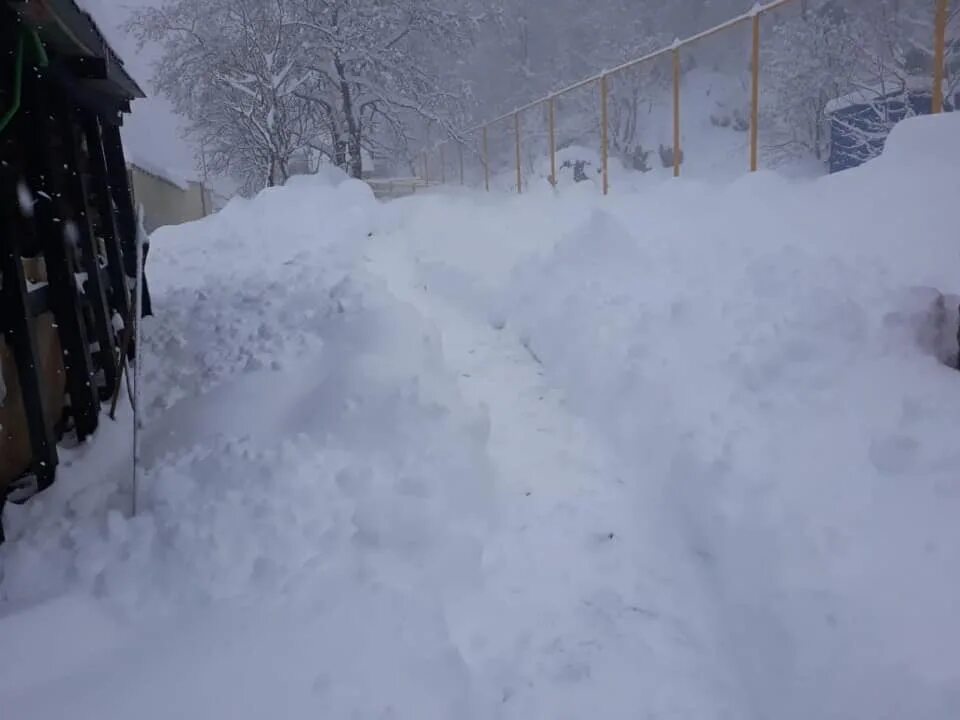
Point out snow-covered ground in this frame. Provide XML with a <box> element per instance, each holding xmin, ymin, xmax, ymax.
<box><xmin>2</xmin><ymin>113</ymin><xmax>959</xmax><ymax>719</ymax></box>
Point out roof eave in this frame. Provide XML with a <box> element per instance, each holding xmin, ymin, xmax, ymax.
<box><xmin>8</xmin><ymin>0</ymin><xmax>146</xmax><ymax>102</ymax></box>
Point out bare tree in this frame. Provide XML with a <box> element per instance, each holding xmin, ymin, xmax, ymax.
<box><xmin>130</xmin><ymin>0</ymin><xmax>478</xmax><ymax>188</ymax></box>
<box><xmin>761</xmin><ymin>0</ymin><xmax>959</xmax><ymax>167</ymax></box>
<box><xmin>130</xmin><ymin>0</ymin><xmax>955</xmax><ymax>186</ymax></box>
<box><xmin>846</xmin><ymin>0</ymin><xmax>960</xmax><ymax>103</ymax></box>
<box><xmin>762</xmin><ymin>3</ymin><xmax>859</xmax><ymax>162</ymax></box>
<box><xmin>129</xmin><ymin>0</ymin><xmax>326</xmax><ymax>193</ymax></box>
<box><xmin>288</xmin><ymin>0</ymin><xmax>478</xmax><ymax>178</ymax></box>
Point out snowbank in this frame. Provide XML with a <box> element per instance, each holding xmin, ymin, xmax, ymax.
<box><xmin>1</xmin><ymin>165</ymin><xmax>493</xmax><ymax>718</ymax></box>
<box><xmin>500</xmin><ymin>112</ymin><xmax>960</xmax><ymax>720</ymax></box>
<box><xmin>2</xmin><ymin>112</ymin><xmax>958</xmax><ymax>720</ymax></box>
<box><xmin>361</xmin><ymin>112</ymin><xmax>960</xmax><ymax>720</ymax></box>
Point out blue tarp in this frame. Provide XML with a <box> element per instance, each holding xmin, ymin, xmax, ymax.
<box><xmin>828</xmin><ymin>91</ymin><xmax>956</xmax><ymax>173</ymax></box>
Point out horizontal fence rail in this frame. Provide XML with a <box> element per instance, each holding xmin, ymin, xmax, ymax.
<box><xmin>419</xmin><ymin>0</ymin><xmax>953</xmax><ymax>196</ymax></box>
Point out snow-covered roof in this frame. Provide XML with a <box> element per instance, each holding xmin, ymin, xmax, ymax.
<box><xmin>10</xmin><ymin>0</ymin><xmax>145</xmax><ymax>102</ymax></box>
<box><xmin>824</xmin><ymin>77</ymin><xmax>931</xmax><ymax>115</ymax></box>
<box><xmin>127</xmin><ymin>151</ymin><xmax>196</xmax><ymax>191</ymax></box>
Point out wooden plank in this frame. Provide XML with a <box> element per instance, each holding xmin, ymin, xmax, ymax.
<box><xmin>63</xmin><ymin>56</ymin><xmax>108</xmax><ymax>80</ymax></box>
<box><xmin>22</xmin><ymin>68</ymin><xmax>99</xmax><ymax>440</ymax></box>
<box><xmin>0</xmin><ymin>80</ymin><xmax>59</xmax><ymax>490</ymax></box>
<box><xmin>57</xmin><ymin>95</ymin><xmax>117</xmax><ymax>397</ymax></box>
<box><xmin>100</xmin><ymin>122</ymin><xmax>138</xmax><ymax>280</ymax></box>
<box><xmin>27</xmin><ymin>285</ymin><xmax>51</xmax><ymax>318</ymax></box>
<box><xmin>46</xmin><ymin>62</ymin><xmax>130</xmax><ymax>123</ymax></box>
<box><xmin>79</xmin><ymin>110</ymin><xmax>130</xmax><ymax>324</ymax></box>
<box><xmin>0</xmin><ymin>253</ymin><xmax>59</xmax><ymax>491</ymax></box>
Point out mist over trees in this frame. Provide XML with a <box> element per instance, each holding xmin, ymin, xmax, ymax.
<box><xmin>130</xmin><ymin>0</ymin><xmax>480</xmax><ymax>192</ymax></box>
<box><xmin>130</xmin><ymin>0</ymin><xmax>958</xmax><ymax>191</ymax></box>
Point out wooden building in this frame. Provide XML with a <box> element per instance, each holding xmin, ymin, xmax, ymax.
<box><xmin>1</xmin><ymin>0</ymin><xmax>144</xmax><ymax>540</ymax></box>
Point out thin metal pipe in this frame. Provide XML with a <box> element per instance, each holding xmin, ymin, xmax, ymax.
<box><xmin>482</xmin><ymin>126</ymin><xmax>490</xmax><ymax>192</ymax></box>
<box><xmin>600</xmin><ymin>76</ymin><xmax>609</xmax><ymax>194</ymax></box>
<box><xmin>514</xmin><ymin>112</ymin><xmax>522</xmax><ymax>194</ymax></box>
<box><xmin>673</xmin><ymin>49</ymin><xmax>681</xmax><ymax>178</ymax></box>
<box><xmin>750</xmin><ymin>13</ymin><xmax>761</xmax><ymax>172</ymax></box>
<box><xmin>548</xmin><ymin>96</ymin><xmax>557</xmax><ymax>187</ymax></box>
<box><xmin>932</xmin><ymin>0</ymin><xmax>949</xmax><ymax>114</ymax></box>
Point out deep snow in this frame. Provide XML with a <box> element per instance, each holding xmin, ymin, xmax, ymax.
<box><xmin>2</xmin><ymin>113</ymin><xmax>959</xmax><ymax>720</ymax></box>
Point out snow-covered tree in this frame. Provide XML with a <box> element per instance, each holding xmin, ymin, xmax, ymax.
<box><xmin>844</xmin><ymin>0</ymin><xmax>960</xmax><ymax>103</ymax></box>
<box><xmin>288</xmin><ymin>0</ymin><xmax>479</xmax><ymax>178</ymax></box>
<box><xmin>762</xmin><ymin>2</ymin><xmax>859</xmax><ymax>162</ymax></box>
<box><xmin>130</xmin><ymin>0</ymin><xmax>957</xmax><ymax>184</ymax></box>
<box><xmin>762</xmin><ymin>0</ymin><xmax>959</xmax><ymax>166</ymax></box>
<box><xmin>130</xmin><ymin>0</ymin><xmax>323</xmax><ymax>192</ymax></box>
<box><xmin>131</xmin><ymin>0</ymin><xmax>478</xmax><ymax>189</ymax></box>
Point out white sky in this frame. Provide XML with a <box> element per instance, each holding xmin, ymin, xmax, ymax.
<box><xmin>78</xmin><ymin>0</ymin><xmax>199</xmax><ymax>181</ymax></box>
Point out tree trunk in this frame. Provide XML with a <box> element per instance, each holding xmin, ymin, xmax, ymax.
<box><xmin>334</xmin><ymin>55</ymin><xmax>363</xmax><ymax>179</ymax></box>
<box><xmin>334</xmin><ymin>137</ymin><xmax>347</xmax><ymax>170</ymax></box>
<box><xmin>267</xmin><ymin>157</ymin><xmax>276</xmax><ymax>187</ymax></box>
<box><xmin>349</xmin><ymin>130</ymin><xmax>363</xmax><ymax>179</ymax></box>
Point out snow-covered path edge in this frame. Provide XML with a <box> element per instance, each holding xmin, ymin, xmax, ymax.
<box><xmin>2</xmin><ymin>112</ymin><xmax>958</xmax><ymax>720</ymax></box>
<box><xmin>365</xmin><ymin>233</ymin><xmax>743</xmax><ymax>718</ymax></box>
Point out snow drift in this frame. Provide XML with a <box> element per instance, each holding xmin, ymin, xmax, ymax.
<box><xmin>501</xmin><ymin>114</ymin><xmax>960</xmax><ymax>720</ymax></box>
<box><xmin>2</xmin><ymin>113</ymin><xmax>959</xmax><ymax>720</ymax></box>
<box><xmin>372</xmin><ymin>112</ymin><xmax>960</xmax><ymax>720</ymax></box>
<box><xmin>1</xmin><ymin>168</ymin><xmax>494</xmax><ymax>718</ymax></box>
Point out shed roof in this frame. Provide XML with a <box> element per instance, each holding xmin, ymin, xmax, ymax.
<box><xmin>824</xmin><ymin>77</ymin><xmax>930</xmax><ymax>116</ymax></box>
<box><xmin>6</xmin><ymin>0</ymin><xmax>145</xmax><ymax>104</ymax></box>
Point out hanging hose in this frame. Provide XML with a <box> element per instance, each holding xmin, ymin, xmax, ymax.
<box><xmin>0</xmin><ymin>27</ymin><xmax>49</xmax><ymax>136</ymax></box>
<box><xmin>27</xmin><ymin>25</ymin><xmax>48</xmax><ymax>67</ymax></box>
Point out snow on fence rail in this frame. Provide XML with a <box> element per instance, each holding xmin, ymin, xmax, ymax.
<box><xmin>366</xmin><ymin>177</ymin><xmax>441</xmax><ymax>201</ymax></box>
<box><xmin>420</xmin><ymin>0</ymin><xmax>953</xmax><ymax>195</ymax></box>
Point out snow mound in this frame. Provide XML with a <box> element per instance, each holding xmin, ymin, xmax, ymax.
<box><xmin>1</xmin><ymin>165</ymin><xmax>493</xmax><ymax>718</ymax></box>
<box><xmin>2</xmin><ymin>110</ymin><xmax>958</xmax><ymax>720</ymax></box>
<box><xmin>502</xmin><ymin>112</ymin><xmax>960</xmax><ymax>720</ymax></box>
<box><xmin>283</xmin><ymin>163</ymin><xmax>351</xmax><ymax>190</ymax></box>
<box><xmin>875</xmin><ymin>110</ymin><xmax>960</xmax><ymax>169</ymax></box>
<box><xmin>354</xmin><ymin>111</ymin><xmax>960</xmax><ymax>720</ymax></box>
